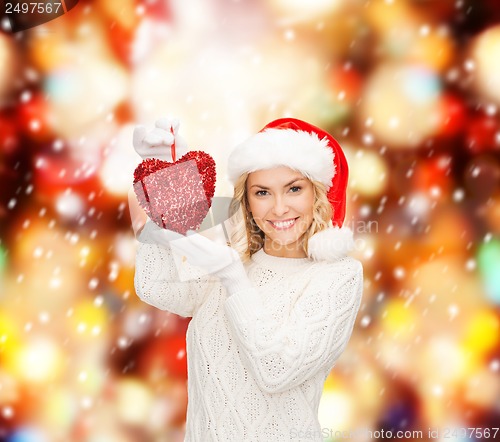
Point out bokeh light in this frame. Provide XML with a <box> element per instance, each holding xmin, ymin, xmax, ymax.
<box><xmin>472</xmin><ymin>24</ymin><xmax>500</xmax><ymax>105</ymax></box>
<box><xmin>0</xmin><ymin>34</ymin><xmax>16</xmax><ymax>99</ymax></box>
<box><xmin>347</xmin><ymin>148</ymin><xmax>388</xmax><ymax>197</ymax></box>
<box><xmin>477</xmin><ymin>239</ymin><xmax>500</xmax><ymax>304</ymax></box>
<box><xmin>269</xmin><ymin>0</ymin><xmax>344</xmax><ymax>21</ymax></box>
<box><xmin>7</xmin><ymin>336</ymin><xmax>64</xmax><ymax>384</ymax></box>
<box><xmin>1</xmin><ymin>0</ymin><xmax>500</xmax><ymax>440</ymax></box>
<box><xmin>359</xmin><ymin>63</ymin><xmax>442</xmax><ymax>147</ymax></box>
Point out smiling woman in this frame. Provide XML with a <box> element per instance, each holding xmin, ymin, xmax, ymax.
<box><xmin>245</xmin><ymin>167</ymin><xmax>315</xmax><ymax>258</ymax></box>
<box><xmin>132</xmin><ymin>117</ymin><xmax>363</xmax><ymax>441</ymax></box>
<box><xmin>227</xmin><ymin>118</ymin><xmax>352</xmax><ymax>263</ymax></box>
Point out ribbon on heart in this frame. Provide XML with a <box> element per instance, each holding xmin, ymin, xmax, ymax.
<box><xmin>133</xmin><ymin>142</ymin><xmax>216</xmax><ymax>234</ymax></box>
<box><xmin>166</xmin><ymin>123</ymin><xmax>177</xmax><ymax>163</ymax></box>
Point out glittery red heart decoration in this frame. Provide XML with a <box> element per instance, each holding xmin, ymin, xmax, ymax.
<box><xmin>133</xmin><ymin>151</ymin><xmax>216</xmax><ymax>234</ymax></box>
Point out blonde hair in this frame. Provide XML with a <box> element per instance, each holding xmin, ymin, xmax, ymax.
<box><xmin>227</xmin><ymin>171</ymin><xmax>333</xmax><ymax>263</ymax></box>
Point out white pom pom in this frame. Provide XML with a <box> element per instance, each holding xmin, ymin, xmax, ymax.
<box><xmin>307</xmin><ymin>227</ymin><xmax>355</xmax><ymax>261</ymax></box>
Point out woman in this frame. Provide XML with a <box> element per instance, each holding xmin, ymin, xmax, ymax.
<box><xmin>130</xmin><ymin>117</ymin><xmax>363</xmax><ymax>441</ymax></box>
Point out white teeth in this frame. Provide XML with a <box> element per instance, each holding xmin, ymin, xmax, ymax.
<box><xmin>271</xmin><ymin>218</ymin><xmax>296</xmax><ymax>228</ymax></box>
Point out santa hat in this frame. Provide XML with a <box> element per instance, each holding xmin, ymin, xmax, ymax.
<box><xmin>227</xmin><ymin>117</ymin><xmax>354</xmax><ymax>261</ymax></box>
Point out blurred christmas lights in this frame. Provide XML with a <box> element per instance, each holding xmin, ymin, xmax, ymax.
<box><xmin>0</xmin><ymin>0</ymin><xmax>499</xmax><ymax>440</ymax></box>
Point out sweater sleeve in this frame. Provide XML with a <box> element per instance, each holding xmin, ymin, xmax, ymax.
<box><xmin>134</xmin><ymin>233</ymin><xmax>216</xmax><ymax>318</ymax></box>
<box><xmin>223</xmin><ymin>258</ymin><xmax>363</xmax><ymax>394</ymax></box>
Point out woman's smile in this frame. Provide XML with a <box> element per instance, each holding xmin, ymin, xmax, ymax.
<box><xmin>267</xmin><ymin>217</ymin><xmax>299</xmax><ymax>230</ymax></box>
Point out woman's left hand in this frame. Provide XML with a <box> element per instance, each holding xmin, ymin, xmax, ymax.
<box><xmin>169</xmin><ymin>231</ymin><xmax>241</xmax><ymax>276</ymax></box>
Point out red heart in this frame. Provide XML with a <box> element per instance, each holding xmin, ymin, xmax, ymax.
<box><xmin>133</xmin><ymin>151</ymin><xmax>216</xmax><ymax>234</ymax></box>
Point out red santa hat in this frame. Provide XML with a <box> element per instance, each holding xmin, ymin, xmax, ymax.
<box><xmin>227</xmin><ymin>117</ymin><xmax>354</xmax><ymax>261</ymax></box>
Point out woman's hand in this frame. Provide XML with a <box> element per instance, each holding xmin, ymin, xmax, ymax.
<box><xmin>137</xmin><ymin>220</ymin><xmax>185</xmax><ymax>246</ymax></box>
<box><xmin>170</xmin><ymin>231</ymin><xmax>251</xmax><ymax>293</ymax></box>
<box><xmin>169</xmin><ymin>230</ymin><xmax>241</xmax><ymax>276</ymax></box>
<box><xmin>132</xmin><ymin>117</ymin><xmax>188</xmax><ymax>162</ymax></box>
<box><xmin>138</xmin><ymin>221</ymin><xmax>247</xmax><ymax>287</ymax></box>
<box><xmin>137</xmin><ymin>221</ymin><xmax>239</xmax><ymax>275</ymax></box>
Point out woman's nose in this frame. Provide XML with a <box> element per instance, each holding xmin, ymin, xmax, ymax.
<box><xmin>272</xmin><ymin>195</ymin><xmax>289</xmax><ymax>216</ymax></box>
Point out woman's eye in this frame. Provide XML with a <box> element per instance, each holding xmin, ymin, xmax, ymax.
<box><xmin>290</xmin><ymin>186</ymin><xmax>301</xmax><ymax>192</ymax></box>
<box><xmin>255</xmin><ymin>190</ymin><xmax>268</xmax><ymax>196</ymax></box>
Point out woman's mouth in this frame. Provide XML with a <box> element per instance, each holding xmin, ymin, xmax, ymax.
<box><xmin>268</xmin><ymin>217</ymin><xmax>299</xmax><ymax>230</ymax></box>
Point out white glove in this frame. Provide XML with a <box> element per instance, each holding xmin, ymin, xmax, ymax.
<box><xmin>137</xmin><ymin>220</ymin><xmax>239</xmax><ymax>275</ymax></box>
<box><xmin>133</xmin><ymin>117</ymin><xmax>189</xmax><ymax>162</ymax></box>
<box><xmin>137</xmin><ymin>219</ymin><xmax>184</xmax><ymax>245</ymax></box>
<box><xmin>171</xmin><ymin>230</ymin><xmax>252</xmax><ymax>294</ymax></box>
<box><xmin>138</xmin><ymin>220</ymin><xmax>251</xmax><ymax>292</ymax></box>
<box><xmin>168</xmin><ymin>230</ymin><xmax>239</xmax><ymax>275</ymax></box>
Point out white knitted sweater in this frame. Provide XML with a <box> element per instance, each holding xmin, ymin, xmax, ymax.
<box><xmin>134</xmin><ymin>232</ymin><xmax>363</xmax><ymax>442</ymax></box>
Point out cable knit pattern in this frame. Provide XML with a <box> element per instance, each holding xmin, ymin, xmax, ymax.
<box><xmin>134</xmin><ymin>236</ymin><xmax>363</xmax><ymax>442</ymax></box>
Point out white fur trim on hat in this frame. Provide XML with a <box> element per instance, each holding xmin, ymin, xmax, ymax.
<box><xmin>307</xmin><ymin>227</ymin><xmax>355</xmax><ymax>261</ymax></box>
<box><xmin>227</xmin><ymin>128</ymin><xmax>336</xmax><ymax>187</ymax></box>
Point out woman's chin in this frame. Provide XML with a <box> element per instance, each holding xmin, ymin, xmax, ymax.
<box><xmin>266</xmin><ymin>237</ymin><xmax>301</xmax><ymax>249</ymax></box>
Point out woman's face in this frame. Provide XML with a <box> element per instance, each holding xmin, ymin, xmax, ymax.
<box><xmin>246</xmin><ymin>166</ymin><xmax>314</xmax><ymax>258</ymax></box>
